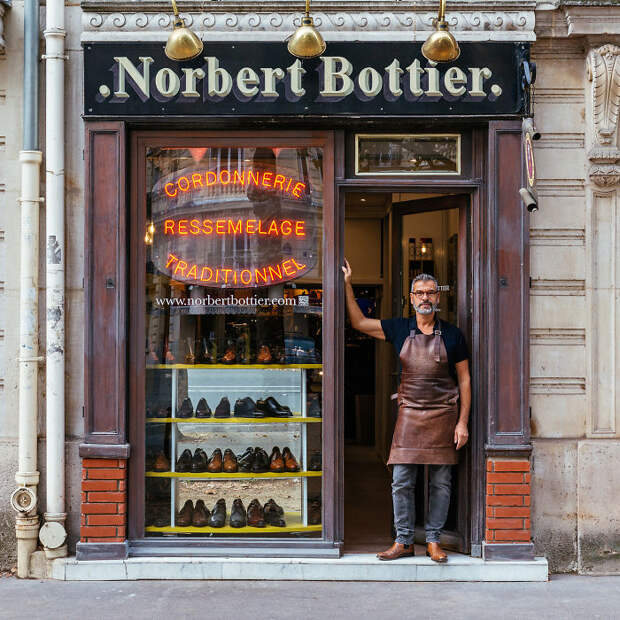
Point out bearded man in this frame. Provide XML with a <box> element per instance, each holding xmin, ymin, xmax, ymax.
<box><xmin>343</xmin><ymin>260</ymin><xmax>471</xmax><ymax>563</ymax></box>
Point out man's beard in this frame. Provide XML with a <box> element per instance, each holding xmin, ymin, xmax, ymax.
<box><xmin>414</xmin><ymin>301</ymin><xmax>439</xmax><ymax>315</ymax></box>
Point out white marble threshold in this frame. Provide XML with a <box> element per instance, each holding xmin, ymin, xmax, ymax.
<box><xmin>52</xmin><ymin>553</ymin><xmax>549</xmax><ymax>582</ymax></box>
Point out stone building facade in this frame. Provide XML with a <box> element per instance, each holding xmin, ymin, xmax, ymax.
<box><xmin>0</xmin><ymin>0</ymin><xmax>619</xmax><ymax>576</ymax></box>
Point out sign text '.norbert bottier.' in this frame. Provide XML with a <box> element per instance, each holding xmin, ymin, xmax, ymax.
<box><xmin>83</xmin><ymin>42</ymin><xmax>528</xmax><ymax>117</ymax></box>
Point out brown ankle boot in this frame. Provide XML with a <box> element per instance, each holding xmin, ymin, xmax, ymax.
<box><xmin>376</xmin><ymin>542</ymin><xmax>415</xmax><ymax>561</ymax></box>
<box><xmin>426</xmin><ymin>542</ymin><xmax>448</xmax><ymax>563</ymax></box>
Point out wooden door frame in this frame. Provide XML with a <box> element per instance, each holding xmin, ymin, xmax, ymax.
<box><xmin>126</xmin><ymin>130</ymin><xmax>340</xmax><ymax>557</ymax></box>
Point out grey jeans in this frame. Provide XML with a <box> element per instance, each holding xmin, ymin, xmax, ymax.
<box><xmin>392</xmin><ymin>464</ymin><xmax>452</xmax><ymax>544</ymax></box>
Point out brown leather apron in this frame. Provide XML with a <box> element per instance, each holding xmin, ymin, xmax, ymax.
<box><xmin>388</xmin><ymin>323</ymin><xmax>460</xmax><ymax>465</ymax></box>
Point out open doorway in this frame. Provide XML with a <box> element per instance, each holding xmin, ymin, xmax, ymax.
<box><xmin>343</xmin><ymin>191</ymin><xmax>470</xmax><ymax>555</ymax></box>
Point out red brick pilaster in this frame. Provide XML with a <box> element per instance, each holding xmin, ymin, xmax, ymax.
<box><xmin>485</xmin><ymin>459</ymin><xmax>531</xmax><ymax>544</ymax></box>
<box><xmin>80</xmin><ymin>458</ymin><xmax>127</xmax><ymax>543</ymax></box>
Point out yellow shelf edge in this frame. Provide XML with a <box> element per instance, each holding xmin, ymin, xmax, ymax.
<box><xmin>145</xmin><ymin>524</ymin><xmax>322</xmax><ymax>534</ymax></box>
<box><xmin>145</xmin><ymin>471</ymin><xmax>322</xmax><ymax>479</ymax></box>
<box><xmin>146</xmin><ymin>416</ymin><xmax>322</xmax><ymax>424</ymax></box>
<box><xmin>148</xmin><ymin>363</ymin><xmax>322</xmax><ymax>370</ymax></box>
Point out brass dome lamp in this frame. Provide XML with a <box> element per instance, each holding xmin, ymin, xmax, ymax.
<box><xmin>287</xmin><ymin>0</ymin><xmax>326</xmax><ymax>59</ymax></box>
<box><xmin>164</xmin><ymin>0</ymin><xmax>204</xmax><ymax>62</ymax></box>
<box><xmin>421</xmin><ymin>0</ymin><xmax>460</xmax><ymax>63</ymax></box>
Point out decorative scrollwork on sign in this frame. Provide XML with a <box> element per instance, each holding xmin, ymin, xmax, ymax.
<box><xmin>587</xmin><ymin>44</ymin><xmax>620</xmax><ymax>147</ymax></box>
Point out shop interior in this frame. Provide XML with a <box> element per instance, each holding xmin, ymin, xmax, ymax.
<box><xmin>343</xmin><ymin>191</ymin><xmax>464</xmax><ymax>553</ymax></box>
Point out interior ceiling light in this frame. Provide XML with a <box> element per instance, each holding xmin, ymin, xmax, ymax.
<box><xmin>164</xmin><ymin>0</ymin><xmax>204</xmax><ymax>62</ymax></box>
<box><xmin>421</xmin><ymin>0</ymin><xmax>460</xmax><ymax>63</ymax></box>
<box><xmin>287</xmin><ymin>0</ymin><xmax>326</xmax><ymax>59</ymax></box>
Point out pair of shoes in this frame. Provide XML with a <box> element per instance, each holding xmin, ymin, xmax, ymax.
<box><xmin>426</xmin><ymin>542</ymin><xmax>448</xmax><ymax>563</ymax></box>
<box><xmin>206</xmin><ymin>448</ymin><xmax>238</xmax><ymax>473</ymax></box>
<box><xmin>257</xmin><ymin>345</ymin><xmax>272</xmax><ymax>363</ymax></box>
<box><xmin>177</xmin><ymin>397</ymin><xmax>194</xmax><ymax>418</ymax></box>
<box><xmin>220</xmin><ymin>346</ymin><xmax>236</xmax><ymax>364</ymax></box>
<box><xmin>256</xmin><ymin>396</ymin><xmax>292</xmax><ymax>417</ymax></box>
<box><xmin>308</xmin><ymin>451</ymin><xmax>322</xmax><ymax>471</ymax></box>
<box><xmin>268</xmin><ymin>447</ymin><xmax>300</xmax><ymax>473</ymax></box>
<box><xmin>234</xmin><ymin>397</ymin><xmax>262</xmax><ymax>418</ymax></box>
<box><xmin>176</xmin><ymin>499</ymin><xmax>211</xmax><ymax>527</ymax></box>
<box><xmin>214</xmin><ymin>397</ymin><xmax>231</xmax><ymax>418</ymax></box>
<box><xmin>376</xmin><ymin>542</ymin><xmax>415</xmax><ymax>561</ymax></box>
<box><xmin>237</xmin><ymin>447</ymin><xmax>270</xmax><ymax>473</ymax></box>
<box><xmin>263</xmin><ymin>498</ymin><xmax>286</xmax><ymax>527</ymax></box>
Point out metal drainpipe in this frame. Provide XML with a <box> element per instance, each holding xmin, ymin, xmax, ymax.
<box><xmin>12</xmin><ymin>0</ymin><xmax>43</xmax><ymax>579</ymax></box>
<box><xmin>40</xmin><ymin>0</ymin><xmax>68</xmax><ymax>558</ymax></box>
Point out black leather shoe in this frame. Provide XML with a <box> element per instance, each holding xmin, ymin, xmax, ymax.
<box><xmin>234</xmin><ymin>397</ymin><xmax>262</xmax><ymax>418</ymax></box>
<box><xmin>214</xmin><ymin>397</ymin><xmax>231</xmax><ymax>418</ymax></box>
<box><xmin>229</xmin><ymin>499</ymin><xmax>247</xmax><ymax>528</ymax></box>
<box><xmin>264</xmin><ymin>499</ymin><xmax>286</xmax><ymax>527</ymax></box>
<box><xmin>237</xmin><ymin>447</ymin><xmax>254</xmax><ymax>472</ymax></box>
<box><xmin>251</xmin><ymin>447</ymin><xmax>270</xmax><ymax>473</ymax></box>
<box><xmin>266</xmin><ymin>396</ymin><xmax>292</xmax><ymax>416</ymax></box>
<box><xmin>256</xmin><ymin>397</ymin><xmax>291</xmax><ymax>418</ymax></box>
<box><xmin>176</xmin><ymin>448</ymin><xmax>193</xmax><ymax>473</ymax></box>
<box><xmin>195</xmin><ymin>398</ymin><xmax>212</xmax><ymax>418</ymax></box>
<box><xmin>177</xmin><ymin>398</ymin><xmax>194</xmax><ymax>418</ymax></box>
<box><xmin>191</xmin><ymin>448</ymin><xmax>208</xmax><ymax>473</ymax></box>
<box><xmin>208</xmin><ymin>498</ymin><xmax>226</xmax><ymax>528</ymax></box>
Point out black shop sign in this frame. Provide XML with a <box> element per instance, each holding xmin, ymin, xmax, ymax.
<box><xmin>83</xmin><ymin>41</ymin><xmax>528</xmax><ymax>117</ymax></box>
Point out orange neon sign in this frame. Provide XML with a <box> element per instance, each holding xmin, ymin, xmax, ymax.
<box><xmin>163</xmin><ymin>218</ymin><xmax>306</xmax><ymax>238</ymax></box>
<box><xmin>165</xmin><ymin>253</ymin><xmax>308</xmax><ymax>286</ymax></box>
<box><xmin>163</xmin><ymin>168</ymin><xmax>307</xmax><ymax>200</ymax></box>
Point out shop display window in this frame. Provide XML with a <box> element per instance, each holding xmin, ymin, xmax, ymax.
<box><xmin>355</xmin><ymin>134</ymin><xmax>460</xmax><ymax>175</ymax></box>
<box><xmin>143</xmin><ymin>145</ymin><xmax>323</xmax><ymax>536</ymax></box>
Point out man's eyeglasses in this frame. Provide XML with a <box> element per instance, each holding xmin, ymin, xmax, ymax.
<box><xmin>412</xmin><ymin>290</ymin><xmax>438</xmax><ymax>298</ymax></box>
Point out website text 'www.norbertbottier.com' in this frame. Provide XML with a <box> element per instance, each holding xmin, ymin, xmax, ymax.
<box><xmin>155</xmin><ymin>295</ymin><xmax>302</xmax><ymax>307</ymax></box>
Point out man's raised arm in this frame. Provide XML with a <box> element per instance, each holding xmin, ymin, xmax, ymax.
<box><xmin>342</xmin><ymin>258</ymin><xmax>386</xmax><ymax>340</ymax></box>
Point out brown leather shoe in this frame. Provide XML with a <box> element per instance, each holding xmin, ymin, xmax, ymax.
<box><xmin>426</xmin><ymin>542</ymin><xmax>448</xmax><ymax>563</ymax></box>
<box><xmin>223</xmin><ymin>448</ymin><xmax>238</xmax><ymax>473</ymax></box>
<box><xmin>282</xmin><ymin>446</ymin><xmax>300</xmax><ymax>472</ymax></box>
<box><xmin>176</xmin><ymin>499</ymin><xmax>194</xmax><ymax>527</ymax></box>
<box><xmin>154</xmin><ymin>452</ymin><xmax>170</xmax><ymax>472</ymax></box>
<box><xmin>257</xmin><ymin>345</ymin><xmax>272</xmax><ymax>363</ymax></box>
<box><xmin>377</xmin><ymin>542</ymin><xmax>415</xmax><ymax>561</ymax></box>
<box><xmin>221</xmin><ymin>346</ymin><xmax>236</xmax><ymax>364</ymax></box>
<box><xmin>207</xmin><ymin>448</ymin><xmax>223</xmax><ymax>473</ymax></box>
<box><xmin>247</xmin><ymin>499</ymin><xmax>266</xmax><ymax>527</ymax></box>
<box><xmin>191</xmin><ymin>499</ymin><xmax>210</xmax><ymax>527</ymax></box>
<box><xmin>269</xmin><ymin>447</ymin><xmax>285</xmax><ymax>473</ymax></box>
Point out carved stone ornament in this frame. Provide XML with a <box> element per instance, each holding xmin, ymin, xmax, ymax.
<box><xmin>0</xmin><ymin>3</ymin><xmax>7</xmax><ymax>54</ymax></box>
<box><xmin>587</xmin><ymin>45</ymin><xmax>620</xmax><ymax>187</ymax></box>
<box><xmin>81</xmin><ymin>7</ymin><xmax>535</xmax><ymax>42</ymax></box>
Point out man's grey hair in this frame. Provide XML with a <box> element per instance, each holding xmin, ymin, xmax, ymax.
<box><xmin>410</xmin><ymin>273</ymin><xmax>439</xmax><ymax>293</ymax></box>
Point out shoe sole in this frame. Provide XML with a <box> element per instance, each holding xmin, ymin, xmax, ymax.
<box><xmin>377</xmin><ymin>553</ymin><xmax>415</xmax><ymax>561</ymax></box>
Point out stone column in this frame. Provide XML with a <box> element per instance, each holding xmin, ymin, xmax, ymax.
<box><xmin>581</xmin><ymin>43</ymin><xmax>620</xmax><ymax>574</ymax></box>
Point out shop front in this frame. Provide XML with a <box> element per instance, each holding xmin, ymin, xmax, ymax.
<box><xmin>78</xmin><ymin>39</ymin><xmax>535</xmax><ymax>567</ymax></box>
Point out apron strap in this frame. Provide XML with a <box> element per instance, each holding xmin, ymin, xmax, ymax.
<box><xmin>434</xmin><ymin>320</ymin><xmax>442</xmax><ymax>363</ymax></box>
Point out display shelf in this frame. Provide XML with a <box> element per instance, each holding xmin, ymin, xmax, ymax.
<box><xmin>148</xmin><ymin>363</ymin><xmax>322</xmax><ymax>370</ymax></box>
<box><xmin>146</xmin><ymin>416</ymin><xmax>322</xmax><ymax>424</ymax></box>
<box><xmin>145</xmin><ymin>470</ymin><xmax>322</xmax><ymax>479</ymax></box>
<box><xmin>145</xmin><ymin>514</ymin><xmax>322</xmax><ymax>534</ymax></box>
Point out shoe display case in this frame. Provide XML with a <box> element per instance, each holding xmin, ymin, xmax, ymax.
<box><xmin>145</xmin><ymin>364</ymin><xmax>323</xmax><ymax>535</ymax></box>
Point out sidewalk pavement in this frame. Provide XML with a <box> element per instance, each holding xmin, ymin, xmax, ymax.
<box><xmin>0</xmin><ymin>574</ymin><xmax>619</xmax><ymax>620</ymax></box>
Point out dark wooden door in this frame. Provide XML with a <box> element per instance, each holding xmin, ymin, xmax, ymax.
<box><xmin>390</xmin><ymin>194</ymin><xmax>471</xmax><ymax>553</ymax></box>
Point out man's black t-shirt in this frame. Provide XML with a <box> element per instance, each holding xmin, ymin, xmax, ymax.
<box><xmin>380</xmin><ymin>317</ymin><xmax>469</xmax><ymax>383</ymax></box>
